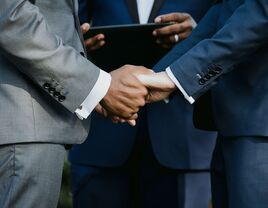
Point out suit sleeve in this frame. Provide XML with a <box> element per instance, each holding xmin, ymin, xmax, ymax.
<box><xmin>0</xmin><ymin>0</ymin><xmax>101</xmax><ymax>113</ymax></box>
<box><xmin>168</xmin><ymin>0</ymin><xmax>268</xmax><ymax>99</ymax></box>
<box><xmin>153</xmin><ymin>3</ymin><xmax>222</xmax><ymax>72</ymax></box>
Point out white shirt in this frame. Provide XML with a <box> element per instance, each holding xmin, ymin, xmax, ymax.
<box><xmin>137</xmin><ymin>0</ymin><xmax>155</xmax><ymax>24</ymax></box>
<box><xmin>75</xmin><ymin>0</ymin><xmax>193</xmax><ymax>120</ymax></box>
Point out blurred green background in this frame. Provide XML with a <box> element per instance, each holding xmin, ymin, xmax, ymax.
<box><xmin>57</xmin><ymin>158</ymin><xmax>72</xmax><ymax>208</ymax></box>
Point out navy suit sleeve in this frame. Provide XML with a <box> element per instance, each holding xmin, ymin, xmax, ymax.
<box><xmin>168</xmin><ymin>0</ymin><xmax>268</xmax><ymax>99</ymax></box>
<box><xmin>153</xmin><ymin>3</ymin><xmax>222</xmax><ymax>72</ymax></box>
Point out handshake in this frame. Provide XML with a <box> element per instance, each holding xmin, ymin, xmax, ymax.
<box><xmin>97</xmin><ymin>65</ymin><xmax>176</xmax><ymax>126</ymax></box>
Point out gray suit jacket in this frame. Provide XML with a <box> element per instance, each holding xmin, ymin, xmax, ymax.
<box><xmin>0</xmin><ymin>0</ymin><xmax>100</xmax><ymax>145</ymax></box>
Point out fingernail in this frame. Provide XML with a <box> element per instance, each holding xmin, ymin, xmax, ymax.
<box><xmin>152</xmin><ymin>31</ymin><xmax>157</xmax><ymax>36</ymax></box>
<box><xmin>155</xmin><ymin>17</ymin><xmax>161</xmax><ymax>23</ymax></box>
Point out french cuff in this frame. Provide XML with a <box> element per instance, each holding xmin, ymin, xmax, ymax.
<box><xmin>75</xmin><ymin>70</ymin><xmax>111</xmax><ymax>120</ymax></box>
<box><xmin>165</xmin><ymin>67</ymin><xmax>195</xmax><ymax>104</ymax></box>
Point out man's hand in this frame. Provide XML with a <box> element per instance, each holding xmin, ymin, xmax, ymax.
<box><xmin>95</xmin><ymin>103</ymin><xmax>137</xmax><ymax>126</ymax></box>
<box><xmin>136</xmin><ymin>72</ymin><xmax>176</xmax><ymax>103</ymax></box>
<box><xmin>81</xmin><ymin>23</ymin><xmax>105</xmax><ymax>51</ymax></box>
<box><xmin>101</xmin><ymin>65</ymin><xmax>153</xmax><ymax>120</ymax></box>
<box><xmin>153</xmin><ymin>13</ymin><xmax>197</xmax><ymax>49</ymax></box>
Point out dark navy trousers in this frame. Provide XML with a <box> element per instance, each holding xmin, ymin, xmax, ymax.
<box><xmin>71</xmin><ymin>123</ymin><xmax>211</xmax><ymax>208</ymax></box>
<box><xmin>211</xmin><ymin>135</ymin><xmax>268</xmax><ymax>208</ymax></box>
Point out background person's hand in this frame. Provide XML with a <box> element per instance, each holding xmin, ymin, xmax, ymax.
<box><xmin>153</xmin><ymin>13</ymin><xmax>197</xmax><ymax>49</ymax></box>
<box><xmin>80</xmin><ymin>23</ymin><xmax>105</xmax><ymax>51</ymax></box>
<box><xmin>101</xmin><ymin>65</ymin><xmax>153</xmax><ymax>120</ymax></box>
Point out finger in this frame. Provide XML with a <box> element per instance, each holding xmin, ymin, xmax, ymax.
<box><xmin>102</xmin><ymin>107</ymin><xmax>108</xmax><ymax>117</ymax></box>
<box><xmin>154</xmin><ymin>13</ymin><xmax>189</xmax><ymax>24</ymax></box>
<box><xmin>111</xmin><ymin>116</ymin><xmax>120</xmax><ymax>123</ymax></box>
<box><xmin>112</xmin><ymin>118</ymin><xmax>136</xmax><ymax>126</ymax></box>
<box><xmin>81</xmin><ymin>23</ymin><xmax>90</xmax><ymax>34</ymax></box>
<box><xmin>136</xmin><ymin>72</ymin><xmax>175</xmax><ymax>90</ymax></box>
<box><xmin>158</xmin><ymin>32</ymin><xmax>192</xmax><ymax>46</ymax></box>
<box><xmin>125</xmin><ymin>65</ymin><xmax>154</xmax><ymax>75</ymax></box>
<box><xmin>95</xmin><ymin>104</ymin><xmax>103</xmax><ymax>114</ymax></box>
<box><xmin>85</xmin><ymin>34</ymin><xmax>105</xmax><ymax>44</ymax></box>
<box><xmin>85</xmin><ymin>34</ymin><xmax>105</xmax><ymax>50</ymax></box>
<box><xmin>108</xmin><ymin>101</ymin><xmax>139</xmax><ymax>120</ymax></box>
<box><xmin>176</xmin><ymin>31</ymin><xmax>192</xmax><ymax>41</ymax></box>
<box><xmin>95</xmin><ymin>103</ymin><xmax>108</xmax><ymax>117</ymax></box>
<box><xmin>156</xmin><ymin>34</ymin><xmax>179</xmax><ymax>45</ymax></box>
<box><xmin>128</xmin><ymin>113</ymin><xmax>138</xmax><ymax>120</ymax></box>
<box><xmin>153</xmin><ymin>23</ymin><xmax>186</xmax><ymax>37</ymax></box>
<box><xmin>89</xmin><ymin>40</ymin><xmax>106</xmax><ymax>51</ymax></box>
<box><xmin>146</xmin><ymin>91</ymin><xmax>171</xmax><ymax>103</ymax></box>
<box><xmin>127</xmin><ymin>120</ymin><xmax>136</xmax><ymax>126</ymax></box>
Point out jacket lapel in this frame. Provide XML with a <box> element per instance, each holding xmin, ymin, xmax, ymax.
<box><xmin>125</xmin><ymin>0</ymin><xmax>140</xmax><ymax>23</ymax></box>
<box><xmin>148</xmin><ymin>0</ymin><xmax>165</xmax><ymax>23</ymax></box>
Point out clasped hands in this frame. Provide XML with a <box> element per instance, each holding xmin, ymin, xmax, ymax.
<box><xmin>96</xmin><ymin>65</ymin><xmax>176</xmax><ymax>126</ymax></box>
<box><xmin>80</xmin><ymin>12</ymin><xmax>194</xmax><ymax>125</ymax></box>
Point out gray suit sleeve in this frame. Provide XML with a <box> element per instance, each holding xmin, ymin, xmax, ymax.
<box><xmin>169</xmin><ymin>0</ymin><xmax>268</xmax><ymax>99</ymax></box>
<box><xmin>0</xmin><ymin>0</ymin><xmax>100</xmax><ymax>113</ymax></box>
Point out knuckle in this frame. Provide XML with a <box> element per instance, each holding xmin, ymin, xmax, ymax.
<box><xmin>182</xmin><ymin>13</ymin><xmax>190</xmax><ymax>18</ymax></box>
<box><xmin>140</xmin><ymin>99</ymin><xmax>146</xmax><ymax>107</ymax></box>
<box><xmin>142</xmin><ymin>88</ymin><xmax>148</xmax><ymax>96</ymax></box>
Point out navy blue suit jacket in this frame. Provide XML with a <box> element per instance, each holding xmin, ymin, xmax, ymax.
<box><xmin>152</xmin><ymin>0</ymin><xmax>268</xmax><ymax>137</ymax></box>
<box><xmin>69</xmin><ymin>0</ymin><xmax>217</xmax><ymax>169</ymax></box>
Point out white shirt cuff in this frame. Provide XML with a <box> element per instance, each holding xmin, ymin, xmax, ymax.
<box><xmin>75</xmin><ymin>70</ymin><xmax>111</xmax><ymax>120</ymax></box>
<box><xmin>165</xmin><ymin>67</ymin><xmax>195</xmax><ymax>104</ymax></box>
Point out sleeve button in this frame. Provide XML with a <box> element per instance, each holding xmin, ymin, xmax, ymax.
<box><xmin>199</xmin><ymin>78</ymin><xmax>206</xmax><ymax>85</ymax></box>
<box><xmin>53</xmin><ymin>92</ymin><xmax>61</xmax><ymax>98</ymax></box>
<box><xmin>213</xmin><ymin>66</ymin><xmax>222</xmax><ymax>74</ymax></box>
<box><xmin>58</xmin><ymin>95</ymin><xmax>66</xmax><ymax>102</ymax></box>
<box><xmin>208</xmin><ymin>70</ymin><xmax>217</xmax><ymax>77</ymax></box>
<box><xmin>204</xmin><ymin>74</ymin><xmax>211</xmax><ymax>81</ymax></box>
<box><xmin>43</xmin><ymin>83</ymin><xmax>50</xmax><ymax>89</ymax></box>
<box><xmin>48</xmin><ymin>87</ymin><xmax>56</xmax><ymax>94</ymax></box>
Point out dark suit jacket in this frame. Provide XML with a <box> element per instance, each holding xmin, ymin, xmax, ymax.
<box><xmin>69</xmin><ymin>0</ymin><xmax>217</xmax><ymax>169</ymax></box>
<box><xmin>153</xmin><ymin>0</ymin><xmax>268</xmax><ymax>137</ymax></box>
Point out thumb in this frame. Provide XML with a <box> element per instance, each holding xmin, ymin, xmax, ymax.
<box><xmin>81</xmin><ymin>23</ymin><xmax>90</xmax><ymax>34</ymax></box>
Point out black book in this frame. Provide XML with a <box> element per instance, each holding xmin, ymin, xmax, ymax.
<box><xmin>84</xmin><ymin>23</ymin><xmax>172</xmax><ymax>71</ymax></box>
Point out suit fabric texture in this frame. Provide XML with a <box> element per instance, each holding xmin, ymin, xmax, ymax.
<box><xmin>0</xmin><ymin>0</ymin><xmax>100</xmax><ymax>145</ymax></box>
<box><xmin>69</xmin><ymin>0</ymin><xmax>217</xmax><ymax>207</ymax></box>
<box><xmin>152</xmin><ymin>0</ymin><xmax>268</xmax><ymax>207</ymax></box>
<box><xmin>0</xmin><ymin>0</ymin><xmax>101</xmax><ymax>207</ymax></box>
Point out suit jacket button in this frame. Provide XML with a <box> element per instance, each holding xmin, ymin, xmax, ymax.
<box><xmin>208</xmin><ymin>70</ymin><xmax>217</xmax><ymax>77</ymax></box>
<box><xmin>199</xmin><ymin>78</ymin><xmax>206</xmax><ymax>85</ymax></box>
<box><xmin>48</xmin><ymin>87</ymin><xmax>56</xmax><ymax>94</ymax></box>
<box><xmin>43</xmin><ymin>83</ymin><xmax>50</xmax><ymax>89</ymax></box>
<box><xmin>204</xmin><ymin>74</ymin><xmax>211</xmax><ymax>81</ymax></box>
<box><xmin>53</xmin><ymin>92</ymin><xmax>61</xmax><ymax>98</ymax></box>
<box><xmin>58</xmin><ymin>95</ymin><xmax>66</xmax><ymax>102</ymax></box>
<box><xmin>214</xmin><ymin>66</ymin><xmax>222</xmax><ymax>74</ymax></box>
